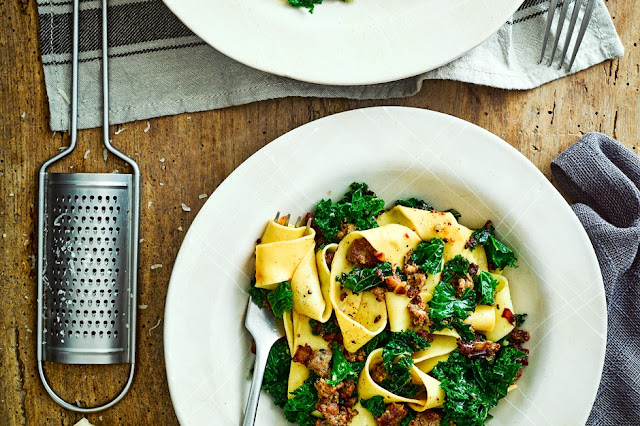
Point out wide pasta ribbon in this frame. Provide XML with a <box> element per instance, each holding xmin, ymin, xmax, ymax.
<box><xmin>255</xmin><ymin>220</ymin><xmax>328</xmax><ymax>321</ymax></box>
<box><xmin>330</xmin><ymin>224</ymin><xmax>421</xmax><ymax>352</ymax></box>
<box><xmin>358</xmin><ymin>348</ymin><xmax>445</xmax><ymax>412</ymax></box>
<box><xmin>377</xmin><ymin>206</ymin><xmax>489</xmax><ymax>269</ymax></box>
<box><xmin>285</xmin><ymin>311</ymin><xmax>331</xmax><ymax>396</ymax></box>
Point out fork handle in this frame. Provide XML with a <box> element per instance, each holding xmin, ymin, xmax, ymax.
<box><xmin>243</xmin><ymin>344</ymin><xmax>269</xmax><ymax>426</ymax></box>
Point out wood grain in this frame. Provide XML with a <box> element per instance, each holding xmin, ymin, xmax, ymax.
<box><xmin>0</xmin><ymin>0</ymin><xmax>638</xmax><ymax>424</ymax></box>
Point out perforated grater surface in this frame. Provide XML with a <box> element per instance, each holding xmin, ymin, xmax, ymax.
<box><xmin>36</xmin><ymin>0</ymin><xmax>140</xmax><ymax>412</ymax></box>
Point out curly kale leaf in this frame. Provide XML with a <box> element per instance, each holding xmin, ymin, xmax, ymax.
<box><xmin>473</xmin><ymin>271</ymin><xmax>499</xmax><ymax>305</ymax></box>
<box><xmin>314</xmin><ymin>182</ymin><xmax>385</xmax><ymax>243</ymax></box>
<box><xmin>515</xmin><ymin>313</ymin><xmax>528</xmax><ymax>327</ymax></box>
<box><xmin>428</xmin><ymin>281</ymin><xmax>476</xmax><ymax>338</ymax></box>
<box><xmin>283</xmin><ymin>375</ymin><xmax>318</xmax><ymax>422</ymax></box>
<box><xmin>441</xmin><ymin>255</ymin><xmax>470</xmax><ymax>284</ymax></box>
<box><xmin>378</xmin><ymin>331</ymin><xmax>430</xmax><ymax>398</ymax></box>
<box><xmin>262</xmin><ymin>340</ymin><xmax>291</xmax><ymax>407</ymax></box>
<box><xmin>433</xmin><ymin>347</ymin><xmax>526</xmax><ymax>425</ymax></box>
<box><xmin>288</xmin><ymin>0</ymin><xmax>322</xmax><ymax>13</ymax></box>
<box><xmin>267</xmin><ymin>281</ymin><xmax>293</xmax><ymax>318</ymax></box>
<box><xmin>248</xmin><ymin>279</ymin><xmax>269</xmax><ymax>308</ymax></box>
<box><xmin>360</xmin><ymin>395</ymin><xmax>386</xmax><ymax>417</ymax></box>
<box><xmin>337</xmin><ymin>262</ymin><xmax>395</xmax><ymax>294</ymax></box>
<box><xmin>410</xmin><ymin>238</ymin><xmax>445</xmax><ymax>275</ymax></box>
<box><xmin>327</xmin><ymin>342</ymin><xmax>359</xmax><ymax>385</ymax></box>
<box><xmin>395</xmin><ymin>198</ymin><xmax>433</xmax><ymax>211</ymax></box>
<box><xmin>468</xmin><ymin>223</ymin><xmax>517</xmax><ymax>270</ymax></box>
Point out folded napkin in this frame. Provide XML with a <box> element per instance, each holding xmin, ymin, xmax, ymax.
<box><xmin>37</xmin><ymin>0</ymin><xmax>623</xmax><ymax>131</ymax></box>
<box><xmin>552</xmin><ymin>133</ymin><xmax>640</xmax><ymax>425</ymax></box>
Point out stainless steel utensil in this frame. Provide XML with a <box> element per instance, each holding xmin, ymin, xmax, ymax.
<box><xmin>36</xmin><ymin>0</ymin><xmax>140</xmax><ymax>412</ymax></box>
<box><xmin>539</xmin><ymin>0</ymin><xmax>596</xmax><ymax>69</ymax></box>
<box><xmin>242</xmin><ymin>297</ymin><xmax>285</xmax><ymax>426</ymax></box>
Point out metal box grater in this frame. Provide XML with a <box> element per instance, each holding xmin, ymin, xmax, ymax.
<box><xmin>36</xmin><ymin>0</ymin><xmax>140</xmax><ymax>412</ymax></box>
<box><xmin>42</xmin><ymin>173</ymin><xmax>134</xmax><ymax>364</ymax></box>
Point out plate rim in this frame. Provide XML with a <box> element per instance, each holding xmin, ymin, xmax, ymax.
<box><xmin>161</xmin><ymin>0</ymin><xmax>524</xmax><ymax>86</ymax></box>
<box><xmin>164</xmin><ymin>106</ymin><xmax>607</xmax><ymax>424</ymax></box>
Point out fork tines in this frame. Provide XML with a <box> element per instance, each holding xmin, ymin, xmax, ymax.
<box><xmin>539</xmin><ymin>0</ymin><xmax>596</xmax><ymax>70</ymax></box>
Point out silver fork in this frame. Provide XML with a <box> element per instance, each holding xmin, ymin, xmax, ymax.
<box><xmin>539</xmin><ymin>0</ymin><xmax>596</xmax><ymax>69</ymax></box>
<box><xmin>243</xmin><ymin>298</ymin><xmax>284</xmax><ymax>426</ymax></box>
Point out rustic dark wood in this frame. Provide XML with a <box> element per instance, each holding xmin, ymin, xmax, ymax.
<box><xmin>0</xmin><ymin>0</ymin><xmax>638</xmax><ymax>424</ymax></box>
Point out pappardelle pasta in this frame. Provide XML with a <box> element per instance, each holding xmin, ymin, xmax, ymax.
<box><xmin>249</xmin><ymin>183</ymin><xmax>530</xmax><ymax>426</ymax></box>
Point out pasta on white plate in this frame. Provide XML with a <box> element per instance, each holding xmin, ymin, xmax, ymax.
<box><xmin>248</xmin><ymin>183</ymin><xmax>530</xmax><ymax>426</ymax></box>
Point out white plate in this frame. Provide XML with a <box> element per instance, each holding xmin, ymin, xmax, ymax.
<box><xmin>162</xmin><ymin>0</ymin><xmax>523</xmax><ymax>85</ymax></box>
<box><xmin>164</xmin><ymin>107</ymin><xmax>606</xmax><ymax>425</ymax></box>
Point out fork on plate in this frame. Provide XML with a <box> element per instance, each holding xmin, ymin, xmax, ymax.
<box><xmin>539</xmin><ymin>0</ymin><xmax>596</xmax><ymax>69</ymax></box>
<box><xmin>242</xmin><ymin>212</ymin><xmax>311</xmax><ymax>426</ymax></box>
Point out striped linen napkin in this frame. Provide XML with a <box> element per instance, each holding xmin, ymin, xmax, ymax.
<box><xmin>37</xmin><ymin>0</ymin><xmax>623</xmax><ymax>131</ymax></box>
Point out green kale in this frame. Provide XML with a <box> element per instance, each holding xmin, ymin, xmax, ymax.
<box><xmin>428</xmin><ymin>281</ymin><xmax>476</xmax><ymax>338</ymax></box>
<box><xmin>262</xmin><ymin>339</ymin><xmax>291</xmax><ymax>407</ymax></box>
<box><xmin>473</xmin><ymin>271</ymin><xmax>499</xmax><ymax>305</ymax></box>
<box><xmin>267</xmin><ymin>281</ymin><xmax>293</xmax><ymax>318</ymax></box>
<box><xmin>337</xmin><ymin>262</ymin><xmax>394</xmax><ymax>294</ymax></box>
<box><xmin>400</xmin><ymin>409</ymin><xmax>417</xmax><ymax>426</ymax></box>
<box><xmin>441</xmin><ymin>255</ymin><xmax>470</xmax><ymax>284</ymax></box>
<box><xmin>468</xmin><ymin>223</ymin><xmax>517</xmax><ymax>270</ymax></box>
<box><xmin>485</xmin><ymin>236</ymin><xmax>518</xmax><ymax>270</ymax></box>
<box><xmin>451</xmin><ymin>318</ymin><xmax>476</xmax><ymax>342</ymax></box>
<box><xmin>283</xmin><ymin>375</ymin><xmax>318</xmax><ymax>422</ymax></box>
<box><xmin>395</xmin><ymin>198</ymin><xmax>433</xmax><ymax>211</ymax></box>
<box><xmin>309</xmin><ymin>316</ymin><xmax>341</xmax><ymax>337</ymax></box>
<box><xmin>363</xmin><ymin>330</ymin><xmax>390</xmax><ymax>355</ymax></box>
<box><xmin>468</xmin><ymin>225</ymin><xmax>493</xmax><ymax>248</ymax></box>
<box><xmin>381</xmin><ymin>330</ymin><xmax>431</xmax><ymax>371</ymax></box>
<box><xmin>248</xmin><ymin>279</ymin><xmax>269</xmax><ymax>308</ymax></box>
<box><xmin>380</xmin><ymin>357</ymin><xmax>422</xmax><ymax>398</ymax></box>
<box><xmin>410</xmin><ymin>238</ymin><xmax>445</xmax><ymax>275</ymax></box>
<box><xmin>314</xmin><ymin>182</ymin><xmax>385</xmax><ymax>243</ymax></box>
<box><xmin>360</xmin><ymin>395</ymin><xmax>386</xmax><ymax>417</ymax></box>
<box><xmin>515</xmin><ymin>313</ymin><xmax>528</xmax><ymax>327</ymax></box>
<box><xmin>446</xmin><ymin>208</ymin><xmax>462</xmax><ymax>220</ymax></box>
<box><xmin>378</xmin><ymin>331</ymin><xmax>430</xmax><ymax>398</ymax></box>
<box><xmin>327</xmin><ymin>342</ymin><xmax>359</xmax><ymax>385</ymax></box>
<box><xmin>433</xmin><ymin>347</ymin><xmax>526</xmax><ymax>425</ymax></box>
<box><xmin>288</xmin><ymin>0</ymin><xmax>322</xmax><ymax>13</ymax></box>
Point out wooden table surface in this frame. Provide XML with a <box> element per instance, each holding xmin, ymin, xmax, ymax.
<box><xmin>1</xmin><ymin>1</ymin><xmax>638</xmax><ymax>425</ymax></box>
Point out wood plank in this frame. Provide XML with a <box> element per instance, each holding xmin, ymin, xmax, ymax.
<box><xmin>0</xmin><ymin>0</ymin><xmax>637</xmax><ymax>424</ymax></box>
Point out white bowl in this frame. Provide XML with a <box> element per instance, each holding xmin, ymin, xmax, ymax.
<box><xmin>164</xmin><ymin>106</ymin><xmax>606</xmax><ymax>425</ymax></box>
<box><xmin>162</xmin><ymin>0</ymin><xmax>523</xmax><ymax>85</ymax></box>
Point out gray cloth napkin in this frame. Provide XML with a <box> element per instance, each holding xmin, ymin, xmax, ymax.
<box><xmin>552</xmin><ymin>133</ymin><xmax>640</xmax><ymax>425</ymax></box>
<box><xmin>37</xmin><ymin>0</ymin><xmax>623</xmax><ymax>131</ymax></box>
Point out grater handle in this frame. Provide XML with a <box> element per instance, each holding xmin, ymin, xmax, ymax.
<box><xmin>38</xmin><ymin>360</ymin><xmax>135</xmax><ymax>413</ymax></box>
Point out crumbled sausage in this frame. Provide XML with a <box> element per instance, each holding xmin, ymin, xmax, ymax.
<box><xmin>315</xmin><ymin>380</ymin><xmax>359</xmax><ymax>425</ymax></box>
<box><xmin>467</xmin><ymin>263</ymin><xmax>479</xmax><ymax>277</ymax></box>
<box><xmin>407</xmin><ymin>410</ymin><xmax>442</xmax><ymax>426</ymax></box>
<box><xmin>376</xmin><ymin>403</ymin><xmax>409</xmax><ymax>426</ymax></box>
<box><xmin>508</xmin><ymin>328</ymin><xmax>530</xmax><ymax>344</ymax></box>
<box><xmin>307</xmin><ymin>349</ymin><xmax>333</xmax><ymax>378</ymax></box>
<box><xmin>370</xmin><ymin>362</ymin><xmax>389</xmax><ymax>383</ymax></box>
<box><xmin>292</xmin><ymin>344</ymin><xmax>313</xmax><ymax>364</ymax></box>
<box><xmin>457</xmin><ymin>339</ymin><xmax>501</xmax><ymax>361</ymax></box>
<box><xmin>337</xmin><ymin>222</ymin><xmax>357</xmax><ymax>241</ymax></box>
<box><xmin>371</xmin><ymin>287</ymin><xmax>387</xmax><ymax>302</ymax></box>
<box><xmin>325</xmin><ymin>250</ymin><xmax>335</xmax><ymax>267</ymax></box>
<box><xmin>344</xmin><ymin>349</ymin><xmax>366</xmax><ymax>363</ymax></box>
<box><xmin>382</xmin><ymin>271</ymin><xmax>407</xmax><ymax>295</ymax></box>
<box><xmin>453</xmin><ymin>276</ymin><xmax>474</xmax><ymax>298</ymax></box>
<box><xmin>464</xmin><ymin>238</ymin><xmax>476</xmax><ymax>249</ymax></box>
<box><xmin>407</xmin><ymin>295</ymin><xmax>429</xmax><ymax>327</ymax></box>
<box><xmin>346</xmin><ymin>238</ymin><xmax>381</xmax><ymax>267</ymax></box>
